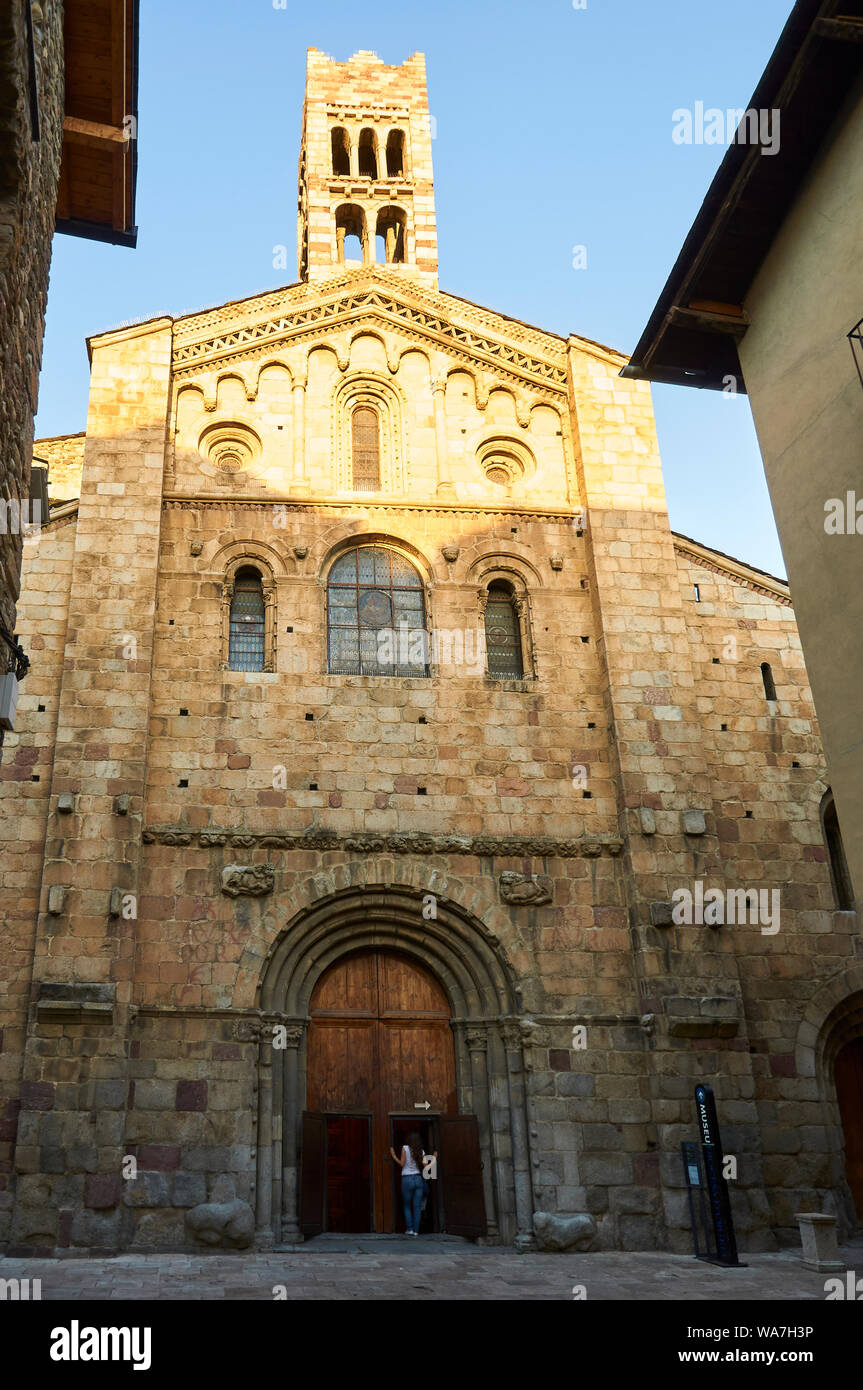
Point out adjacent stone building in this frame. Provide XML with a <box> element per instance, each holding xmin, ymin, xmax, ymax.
<box><xmin>0</xmin><ymin>0</ymin><xmax>138</xmax><ymax>756</ymax></box>
<box><xmin>0</xmin><ymin>48</ymin><xmax>860</xmax><ymax>1257</ymax></box>
<box><xmin>625</xmin><ymin>0</ymin><xmax>863</xmax><ymax>913</ymax></box>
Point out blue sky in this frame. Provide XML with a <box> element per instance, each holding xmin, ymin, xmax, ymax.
<box><xmin>36</xmin><ymin>0</ymin><xmax>795</xmax><ymax>576</ymax></box>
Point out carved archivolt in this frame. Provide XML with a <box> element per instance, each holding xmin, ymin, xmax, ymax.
<box><xmin>333</xmin><ymin>373</ymin><xmax>405</xmax><ymax>494</ymax></box>
<box><xmin>198</xmin><ymin>420</ymin><xmax>262</xmax><ymax>483</ymax></box>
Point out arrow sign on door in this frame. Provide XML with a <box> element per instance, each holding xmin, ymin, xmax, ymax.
<box><xmin>413</xmin><ymin>1101</ymin><xmax>431</xmax><ymax>1111</ymax></box>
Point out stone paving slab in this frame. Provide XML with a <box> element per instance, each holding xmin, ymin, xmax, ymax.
<box><xmin>1</xmin><ymin>1234</ymin><xmax>861</xmax><ymax>1300</ymax></box>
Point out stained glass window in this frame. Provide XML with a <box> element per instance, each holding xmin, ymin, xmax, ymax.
<box><xmin>352</xmin><ymin>407</ymin><xmax>381</xmax><ymax>491</ymax></box>
<box><xmin>327</xmin><ymin>546</ymin><xmax>428</xmax><ymax>676</ymax></box>
<box><xmin>228</xmin><ymin>567</ymin><xmax>266</xmax><ymax>672</ymax></box>
<box><xmin>484</xmin><ymin>583</ymin><xmax>523</xmax><ymax>679</ymax></box>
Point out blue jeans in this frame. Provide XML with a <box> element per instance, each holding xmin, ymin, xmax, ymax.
<box><xmin>401</xmin><ymin>1174</ymin><xmax>424</xmax><ymax>1231</ymax></box>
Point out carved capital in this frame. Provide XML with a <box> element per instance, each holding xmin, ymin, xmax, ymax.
<box><xmin>464</xmin><ymin>1026</ymin><xmax>489</xmax><ymax>1052</ymax></box>
<box><xmin>499</xmin><ymin>1021</ymin><xmax>524</xmax><ymax>1051</ymax></box>
<box><xmin>519</xmin><ymin>1019</ymin><xmax>550</xmax><ymax>1049</ymax></box>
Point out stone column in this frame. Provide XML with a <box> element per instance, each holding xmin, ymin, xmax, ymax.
<box><xmin>431</xmin><ymin>377</ymin><xmax>455</xmax><ymax>498</ymax></box>
<box><xmin>280</xmin><ymin>1024</ymin><xmax>306</xmax><ymax>1243</ymax></box>
<box><xmin>291</xmin><ymin>376</ymin><xmax>309</xmax><ymax>495</ymax></box>
<box><xmin>465</xmin><ymin>1025</ymin><xmax>500</xmax><ymax>1240</ymax></box>
<box><xmin>501</xmin><ymin>1022</ymin><xmax>536</xmax><ymax>1249</ymax></box>
<box><xmin>255</xmin><ymin>1028</ymin><xmax>274</xmax><ymax>1246</ymax></box>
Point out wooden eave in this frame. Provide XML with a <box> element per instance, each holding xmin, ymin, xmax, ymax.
<box><xmin>623</xmin><ymin>0</ymin><xmax>863</xmax><ymax>392</ymax></box>
<box><xmin>55</xmin><ymin>0</ymin><xmax>139</xmax><ymax>247</ymax></box>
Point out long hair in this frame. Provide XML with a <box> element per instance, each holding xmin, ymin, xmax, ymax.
<box><xmin>406</xmin><ymin>1131</ymin><xmax>423</xmax><ymax>1169</ymax></box>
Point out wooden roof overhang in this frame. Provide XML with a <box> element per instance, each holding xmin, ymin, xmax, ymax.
<box><xmin>623</xmin><ymin>0</ymin><xmax>863</xmax><ymax>393</ymax></box>
<box><xmin>55</xmin><ymin>0</ymin><xmax>139</xmax><ymax>247</ymax></box>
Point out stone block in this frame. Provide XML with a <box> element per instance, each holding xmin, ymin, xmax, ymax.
<box><xmin>136</xmin><ymin>1145</ymin><xmax>181</xmax><ymax>1171</ymax></box>
<box><xmin>533</xmin><ymin>1211</ymin><xmax>597</xmax><ymax>1251</ymax></box>
<box><xmin>132</xmin><ymin>1209</ymin><xmax>186</xmax><ymax>1248</ymax></box>
<box><xmin>69</xmin><ymin>1209</ymin><xmax>122</xmax><ymax>1248</ymax></box>
<box><xmin>123</xmin><ymin>1172</ymin><xmax>171</xmax><ymax>1207</ymax></box>
<box><xmin>84</xmin><ymin>1174</ymin><xmax>122</xmax><ymax>1209</ymax></box>
<box><xmin>796</xmin><ymin>1212</ymin><xmax>844</xmax><ymax>1271</ymax></box>
<box><xmin>172</xmin><ymin>1173</ymin><xmax>207</xmax><ymax>1207</ymax></box>
<box><xmin>184</xmin><ymin>1198</ymin><xmax>254</xmax><ymax>1249</ymax></box>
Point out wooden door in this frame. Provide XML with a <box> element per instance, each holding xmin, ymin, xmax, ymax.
<box><xmin>326</xmin><ymin>1116</ymin><xmax>371</xmax><ymax>1232</ymax></box>
<box><xmin>835</xmin><ymin>1037</ymin><xmax>863</xmax><ymax>1219</ymax></box>
<box><xmin>306</xmin><ymin>949</ymin><xmax>457</xmax><ymax>1231</ymax></box>
<box><xmin>439</xmin><ymin>1114</ymin><xmax>487</xmax><ymax>1237</ymax></box>
<box><xmin>299</xmin><ymin>1112</ymin><xmax>326</xmax><ymax>1236</ymax></box>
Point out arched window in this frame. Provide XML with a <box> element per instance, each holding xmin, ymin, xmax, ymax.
<box><xmin>761</xmin><ymin>662</ymin><xmax>777</xmax><ymax>701</ymax></box>
<box><xmin>358</xmin><ymin>128</ymin><xmax>377</xmax><ymax>179</ymax></box>
<box><xmin>335</xmin><ymin>204</ymin><xmax>367</xmax><ymax>265</ymax></box>
<box><xmin>484</xmin><ymin>581</ymin><xmax>524</xmax><ymax>679</ymax></box>
<box><xmin>386</xmin><ymin>130</ymin><xmax>405</xmax><ymax>178</ymax></box>
<box><xmin>821</xmin><ymin>790</ymin><xmax>855</xmax><ymax>910</ymax></box>
<box><xmin>331</xmin><ymin>127</ymin><xmax>350</xmax><ymax>176</ymax></box>
<box><xmin>327</xmin><ymin>546</ymin><xmax>428</xmax><ymax>677</ymax></box>
<box><xmin>351</xmin><ymin>406</ymin><xmax>380</xmax><ymax>491</ymax></box>
<box><xmin>228</xmin><ymin>566</ymin><xmax>266</xmax><ymax>671</ymax></box>
<box><xmin>375</xmin><ymin>206</ymin><xmax>406</xmax><ymax>264</ymax></box>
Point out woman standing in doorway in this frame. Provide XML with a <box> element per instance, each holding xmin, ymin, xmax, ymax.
<box><xmin>389</xmin><ymin>1131</ymin><xmax>434</xmax><ymax>1237</ymax></box>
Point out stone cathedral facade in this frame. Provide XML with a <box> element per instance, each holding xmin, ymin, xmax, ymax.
<box><xmin>1</xmin><ymin>49</ymin><xmax>861</xmax><ymax>1257</ymax></box>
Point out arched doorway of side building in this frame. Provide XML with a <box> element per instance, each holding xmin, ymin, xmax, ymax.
<box><xmin>835</xmin><ymin>1036</ymin><xmax>863</xmax><ymax>1221</ymax></box>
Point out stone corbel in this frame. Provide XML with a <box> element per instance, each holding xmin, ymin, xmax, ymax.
<box><xmin>499</xmin><ymin>872</ymin><xmax>553</xmax><ymax>906</ymax></box>
<box><xmin>221</xmin><ymin>864</ymin><xmax>275</xmax><ymax>898</ymax></box>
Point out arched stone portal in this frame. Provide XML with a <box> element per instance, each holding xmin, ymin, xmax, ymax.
<box><xmin>796</xmin><ymin>970</ymin><xmax>863</xmax><ymax>1236</ymax></box>
<box><xmin>252</xmin><ymin>885</ymin><xmax>536</xmax><ymax>1246</ymax></box>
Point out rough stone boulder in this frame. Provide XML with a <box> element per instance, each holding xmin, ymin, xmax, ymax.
<box><xmin>533</xmin><ymin>1211</ymin><xmax>597</xmax><ymax>1252</ymax></box>
<box><xmin>185</xmin><ymin>1199</ymin><xmax>255</xmax><ymax>1249</ymax></box>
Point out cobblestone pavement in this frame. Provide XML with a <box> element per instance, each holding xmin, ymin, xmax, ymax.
<box><xmin>2</xmin><ymin>1233</ymin><xmax>862</xmax><ymax>1300</ymax></box>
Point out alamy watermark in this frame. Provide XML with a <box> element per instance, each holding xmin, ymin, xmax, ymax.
<box><xmin>0</xmin><ymin>498</ymin><xmax>42</xmax><ymax>537</ymax></box>
<box><xmin>672</xmin><ymin>103</ymin><xmax>780</xmax><ymax>156</ymax></box>
<box><xmin>672</xmin><ymin>881</ymin><xmax>780</xmax><ymax>935</ymax></box>
<box><xmin>377</xmin><ymin>623</ymin><xmax>486</xmax><ymax>675</ymax></box>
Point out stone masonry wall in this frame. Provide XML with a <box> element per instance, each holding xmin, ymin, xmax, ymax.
<box><xmin>36</xmin><ymin>432</ymin><xmax>86</xmax><ymax>504</ymax></box>
<box><xmin>0</xmin><ymin>304</ymin><xmax>858</xmax><ymax>1253</ymax></box>
<box><xmin>0</xmin><ymin>0</ymin><xmax>64</xmax><ymax>671</ymax></box>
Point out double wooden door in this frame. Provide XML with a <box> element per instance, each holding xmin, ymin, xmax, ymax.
<box><xmin>300</xmin><ymin>949</ymin><xmax>485</xmax><ymax>1235</ymax></box>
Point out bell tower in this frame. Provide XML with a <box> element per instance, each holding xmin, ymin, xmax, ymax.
<box><xmin>298</xmin><ymin>48</ymin><xmax>438</xmax><ymax>291</ymax></box>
